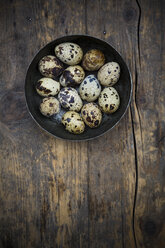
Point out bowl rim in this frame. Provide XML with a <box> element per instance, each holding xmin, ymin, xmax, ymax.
<box><xmin>25</xmin><ymin>34</ymin><xmax>133</xmax><ymax>141</ymax></box>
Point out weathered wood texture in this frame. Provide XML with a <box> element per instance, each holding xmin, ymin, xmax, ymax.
<box><xmin>0</xmin><ymin>0</ymin><xmax>164</xmax><ymax>247</ymax></box>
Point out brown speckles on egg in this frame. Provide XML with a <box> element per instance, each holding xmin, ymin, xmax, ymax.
<box><xmin>94</xmin><ymin>120</ymin><xmax>99</xmax><ymax>126</ymax></box>
<box><xmin>49</xmin><ymin>103</ymin><xmax>54</xmax><ymax>107</ymax></box>
<box><xmin>55</xmin><ymin>42</ymin><xmax>83</xmax><ymax>65</ymax></box>
<box><xmin>58</xmin><ymin>87</ymin><xmax>82</xmax><ymax>112</ymax></box>
<box><xmin>79</xmin><ymin>75</ymin><xmax>101</xmax><ymax>102</ymax></box>
<box><xmin>86</xmin><ymin>116</ymin><xmax>92</xmax><ymax>123</ymax></box>
<box><xmin>36</xmin><ymin>77</ymin><xmax>60</xmax><ymax>97</ymax></box>
<box><xmin>110</xmin><ymin>104</ymin><xmax>115</xmax><ymax>110</ymax></box>
<box><xmin>81</xmin><ymin>103</ymin><xmax>102</xmax><ymax>128</ymax></box>
<box><xmin>39</xmin><ymin>55</ymin><xmax>64</xmax><ymax>78</ymax></box>
<box><xmin>82</xmin><ymin>49</ymin><xmax>105</xmax><ymax>71</ymax></box>
<box><xmin>98</xmin><ymin>62</ymin><xmax>120</xmax><ymax>86</ymax></box>
<box><xmin>66</xmin><ymin>118</ymin><xmax>71</xmax><ymax>123</ymax></box>
<box><xmin>98</xmin><ymin>87</ymin><xmax>120</xmax><ymax>114</ymax></box>
<box><xmin>61</xmin><ymin>111</ymin><xmax>85</xmax><ymax>134</ymax></box>
<box><xmin>60</xmin><ymin>65</ymin><xmax>85</xmax><ymax>87</ymax></box>
<box><xmin>40</xmin><ymin>97</ymin><xmax>60</xmax><ymax>117</ymax></box>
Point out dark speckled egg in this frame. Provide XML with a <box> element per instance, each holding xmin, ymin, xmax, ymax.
<box><xmin>62</xmin><ymin>111</ymin><xmax>85</xmax><ymax>134</ymax></box>
<box><xmin>58</xmin><ymin>87</ymin><xmax>83</xmax><ymax>112</ymax></box>
<box><xmin>38</xmin><ymin>55</ymin><xmax>64</xmax><ymax>78</ymax></box>
<box><xmin>55</xmin><ymin>42</ymin><xmax>83</xmax><ymax>65</ymax></box>
<box><xmin>60</xmin><ymin>65</ymin><xmax>85</xmax><ymax>87</ymax></box>
<box><xmin>81</xmin><ymin>102</ymin><xmax>102</xmax><ymax>128</ymax></box>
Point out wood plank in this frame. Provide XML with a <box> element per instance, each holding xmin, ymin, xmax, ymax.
<box><xmin>0</xmin><ymin>0</ymin><xmax>164</xmax><ymax>247</ymax></box>
<box><xmin>133</xmin><ymin>0</ymin><xmax>165</xmax><ymax>247</ymax></box>
<box><xmin>0</xmin><ymin>1</ymin><xmax>88</xmax><ymax>247</ymax></box>
<box><xmin>85</xmin><ymin>0</ymin><xmax>139</xmax><ymax>247</ymax></box>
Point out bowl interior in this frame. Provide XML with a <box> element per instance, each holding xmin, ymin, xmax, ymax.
<box><xmin>25</xmin><ymin>35</ymin><xmax>132</xmax><ymax>140</ymax></box>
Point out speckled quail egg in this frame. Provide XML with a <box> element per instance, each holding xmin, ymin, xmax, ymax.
<box><xmin>97</xmin><ymin>62</ymin><xmax>120</xmax><ymax>86</ymax></box>
<box><xmin>58</xmin><ymin>87</ymin><xmax>83</xmax><ymax>112</ymax></box>
<box><xmin>38</xmin><ymin>55</ymin><xmax>64</xmax><ymax>78</ymax></box>
<box><xmin>36</xmin><ymin>77</ymin><xmax>60</xmax><ymax>97</ymax></box>
<box><xmin>82</xmin><ymin>49</ymin><xmax>105</xmax><ymax>71</ymax></box>
<box><xmin>62</xmin><ymin>111</ymin><xmax>85</xmax><ymax>134</ymax></box>
<box><xmin>55</xmin><ymin>42</ymin><xmax>83</xmax><ymax>65</ymax></box>
<box><xmin>40</xmin><ymin>97</ymin><xmax>60</xmax><ymax>117</ymax></box>
<box><xmin>79</xmin><ymin>75</ymin><xmax>101</xmax><ymax>102</ymax></box>
<box><xmin>81</xmin><ymin>103</ymin><xmax>102</xmax><ymax>128</ymax></box>
<box><xmin>60</xmin><ymin>65</ymin><xmax>85</xmax><ymax>87</ymax></box>
<box><xmin>98</xmin><ymin>87</ymin><xmax>120</xmax><ymax>114</ymax></box>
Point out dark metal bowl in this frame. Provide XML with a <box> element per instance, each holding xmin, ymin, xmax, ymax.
<box><xmin>25</xmin><ymin>35</ymin><xmax>132</xmax><ymax>141</ymax></box>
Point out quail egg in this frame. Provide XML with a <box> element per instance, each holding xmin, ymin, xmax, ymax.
<box><xmin>97</xmin><ymin>62</ymin><xmax>120</xmax><ymax>86</ymax></box>
<box><xmin>98</xmin><ymin>87</ymin><xmax>120</xmax><ymax>114</ymax></box>
<box><xmin>55</xmin><ymin>42</ymin><xmax>83</xmax><ymax>65</ymax></box>
<box><xmin>36</xmin><ymin>77</ymin><xmax>60</xmax><ymax>97</ymax></box>
<box><xmin>62</xmin><ymin>111</ymin><xmax>85</xmax><ymax>134</ymax></box>
<box><xmin>81</xmin><ymin>103</ymin><xmax>102</xmax><ymax>128</ymax></box>
<box><xmin>82</xmin><ymin>49</ymin><xmax>105</xmax><ymax>71</ymax></box>
<box><xmin>79</xmin><ymin>75</ymin><xmax>101</xmax><ymax>102</ymax></box>
<box><xmin>40</xmin><ymin>97</ymin><xmax>60</xmax><ymax>117</ymax></box>
<box><xmin>38</xmin><ymin>55</ymin><xmax>64</xmax><ymax>78</ymax></box>
<box><xmin>58</xmin><ymin>87</ymin><xmax>83</xmax><ymax>112</ymax></box>
<box><xmin>60</xmin><ymin>65</ymin><xmax>85</xmax><ymax>87</ymax></box>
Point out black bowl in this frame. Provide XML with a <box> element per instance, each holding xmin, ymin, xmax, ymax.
<box><xmin>25</xmin><ymin>35</ymin><xmax>132</xmax><ymax>141</ymax></box>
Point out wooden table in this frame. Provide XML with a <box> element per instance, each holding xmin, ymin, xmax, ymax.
<box><xmin>0</xmin><ymin>0</ymin><xmax>164</xmax><ymax>247</ymax></box>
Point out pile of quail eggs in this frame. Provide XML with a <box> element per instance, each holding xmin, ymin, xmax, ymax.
<box><xmin>36</xmin><ymin>42</ymin><xmax>121</xmax><ymax>134</ymax></box>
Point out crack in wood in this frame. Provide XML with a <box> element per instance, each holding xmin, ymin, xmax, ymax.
<box><xmin>130</xmin><ymin>106</ymin><xmax>138</xmax><ymax>248</ymax></box>
<box><xmin>134</xmin><ymin>59</ymin><xmax>144</xmax><ymax>153</ymax></box>
<box><xmin>135</xmin><ymin>0</ymin><xmax>142</xmax><ymax>67</ymax></box>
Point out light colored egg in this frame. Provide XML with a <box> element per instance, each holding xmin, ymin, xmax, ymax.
<box><xmin>62</xmin><ymin>111</ymin><xmax>85</xmax><ymax>134</ymax></box>
<box><xmin>60</xmin><ymin>65</ymin><xmax>85</xmax><ymax>87</ymax></box>
<box><xmin>40</xmin><ymin>97</ymin><xmax>60</xmax><ymax>117</ymax></box>
<box><xmin>97</xmin><ymin>62</ymin><xmax>120</xmax><ymax>86</ymax></box>
<box><xmin>81</xmin><ymin>103</ymin><xmax>102</xmax><ymax>128</ymax></box>
<box><xmin>55</xmin><ymin>42</ymin><xmax>83</xmax><ymax>65</ymax></box>
<box><xmin>58</xmin><ymin>87</ymin><xmax>83</xmax><ymax>112</ymax></box>
<box><xmin>79</xmin><ymin>75</ymin><xmax>101</xmax><ymax>102</ymax></box>
<box><xmin>82</xmin><ymin>49</ymin><xmax>105</xmax><ymax>71</ymax></box>
<box><xmin>98</xmin><ymin>87</ymin><xmax>120</xmax><ymax>114</ymax></box>
<box><xmin>38</xmin><ymin>55</ymin><xmax>64</xmax><ymax>78</ymax></box>
<box><xmin>36</xmin><ymin>77</ymin><xmax>60</xmax><ymax>97</ymax></box>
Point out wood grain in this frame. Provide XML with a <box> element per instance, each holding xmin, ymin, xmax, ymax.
<box><xmin>133</xmin><ymin>1</ymin><xmax>165</xmax><ymax>247</ymax></box>
<box><xmin>0</xmin><ymin>0</ymin><xmax>164</xmax><ymax>247</ymax></box>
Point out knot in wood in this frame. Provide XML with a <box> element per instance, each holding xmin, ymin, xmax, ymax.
<box><xmin>123</xmin><ymin>7</ymin><xmax>136</xmax><ymax>22</ymax></box>
<box><xmin>144</xmin><ymin>220</ymin><xmax>156</xmax><ymax>236</ymax></box>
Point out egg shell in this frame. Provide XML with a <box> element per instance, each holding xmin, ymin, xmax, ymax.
<box><xmin>98</xmin><ymin>87</ymin><xmax>120</xmax><ymax>114</ymax></box>
<box><xmin>79</xmin><ymin>75</ymin><xmax>101</xmax><ymax>102</ymax></box>
<box><xmin>40</xmin><ymin>97</ymin><xmax>60</xmax><ymax>117</ymax></box>
<box><xmin>62</xmin><ymin>111</ymin><xmax>85</xmax><ymax>134</ymax></box>
<box><xmin>60</xmin><ymin>65</ymin><xmax>85</xmax><ymax>87</ymax></box>
<box><xmin>58</xmin><ymin>87</ymin><xmax>83</xmax><ymax>112</ymax></box>
<box><xmin>97</xmin><ymin>62</ymin><xmax>120</xmax><ymax>86</ymax></box>
<box><xmin>38</xmin><ymin>55</ymin><xmax>64</xmax><ymax>78</ymax></box>
<box><xmin>81</xmin><ymin>103</ymin><xmax>102</xmax><ymax>128</ymax></box>
<box><xmin>55</xmin><ymin>42</ymin><xmax>83</xmax><ymax>65</ymax></box>
<box><xmin>82</xmin><ymin>49</ymin><xmax>105</xmax><ymax>71</ymax></box>
<box><xmin>36</xmin><ymin>77</ymin><xmax>60</xmax><ymax>97</ymax></box>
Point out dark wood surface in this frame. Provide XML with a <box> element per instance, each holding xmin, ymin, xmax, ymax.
<box><xmin>0</xmin><ymin>0</ymin><xmax>164</xmax><ymax>247</ymax></box>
